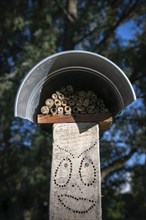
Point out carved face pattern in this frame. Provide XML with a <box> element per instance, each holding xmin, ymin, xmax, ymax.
<box><xmin>50</xmin><ymin>123</ymin><xmax>100</xmax><ymax>219</ymax></box>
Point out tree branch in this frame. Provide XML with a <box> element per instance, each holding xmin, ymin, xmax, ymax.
<box><xmin>55</xmin><ymin>0</ymin><xmax>77</xmax><ymax>23</ymax></box>
<box><xmin>74</xmin><ymin>1</ymin><xmax>139</xmax><ymax>48</ymax></box>
<box><xmin>74</xmin><ymin>25</ymin><xmax>106</xmax><ymax>45</ymax></box>
<box><xmin>101</xmin><ymin>145</ymin><xmax>138</xmax><ymax>180</ymax></box>
<box><xmin>96</xmin><ymin>1</ymin><xmax>140</xmax><ymax>51</ymax></box>
<box><xmin>130</xmin><ymin>73</ymin><xmax>146</xmax><ymax>84</ymax></box>
<box><xmin>62</xmin><ymin>0</ymin><xmax>77</xmax><ymax>50</ymax></box>
<box><xmin>0</xmin><ymin>71</ymin><xmax>18</xmax><ymax>82</ymax></box>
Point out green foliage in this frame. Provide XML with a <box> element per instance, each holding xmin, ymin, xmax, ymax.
<box><xmin>102</xmin><ymin>165</ymin><xmax>146</xmax><ymax>220</ymax></box>
<box><xmin>0</xmin><ymin>127</ymin><xmax>52</xmax><ymax>220</ymax></box>
<box><xmin>0</xmin><ymin>0</ymin><xmax>146</xmax><ymax>219</ymax></box>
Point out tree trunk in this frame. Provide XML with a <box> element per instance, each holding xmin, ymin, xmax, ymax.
<box><xmin>63</xmin><ymin>0</ymin><xmax>77</xmax><ymax>50</ymax></box>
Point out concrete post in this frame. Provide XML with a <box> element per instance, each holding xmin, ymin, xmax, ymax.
<box><xmin>49</xmin><ymin>123</ymin><xmax>101</xmax><ymax>220</ymax></box>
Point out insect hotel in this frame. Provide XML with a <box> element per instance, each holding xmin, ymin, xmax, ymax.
<box><xmin>15</xmin><ymin>51</ymin><xmax>136</xmax><ymax>220</ymax></box>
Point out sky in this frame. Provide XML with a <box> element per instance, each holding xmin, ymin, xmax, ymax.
<box><xmin>116</xmin><ymin>20</ymin><xmax>137</xmax><ymax>41</ymax></box>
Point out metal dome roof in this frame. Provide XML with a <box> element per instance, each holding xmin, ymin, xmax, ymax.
<box><xmin>14</xmin><ymin>50</ymin><xmax>136</xmax><ymax>123</ymax></box>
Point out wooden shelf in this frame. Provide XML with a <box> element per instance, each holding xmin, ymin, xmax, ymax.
<box><xmin>37</xmin><ymin>113</ymin><xmax>112</xmax><ymax>131</ymax></box>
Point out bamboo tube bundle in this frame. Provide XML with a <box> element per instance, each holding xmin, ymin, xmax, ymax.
<box><xmin>40</xmin><ymin>85</ymin><xmax>110</xmax><ymax>115</ymax></box>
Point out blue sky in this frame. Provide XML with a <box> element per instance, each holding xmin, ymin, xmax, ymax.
<box><xmin>116</xmin><ymin>20</ymin><xmax>137</xmax><ymax>40</ymax></box>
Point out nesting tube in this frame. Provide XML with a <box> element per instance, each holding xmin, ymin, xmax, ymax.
<box><xmin>56</xmin><ymin>91</ymin><xmax>64</xmax><ymax>100</ymax></box>
<box><xmin>72</xmin><ymin>106</ymin><xmax>78</xmax><ymax>114</ymax></box>
<box><xmin>66</xmin><ymin>85</ymin><xmax>73</xmax><ymax>94</ymax></box>
<box><xmin>83</xmin><ymin>98</ymin><xmax>90</xmax><ymax>107</ymax></box>
<box><xmin>78</xmin><ymin>91</ymin><xmax>86</xmax><ymax>98</ymax></box>
<box><xmin>55</xmin><ymin>99</ymin><xmax>61</xmax><ymax>107</ymax></box>
<box><xmin>60</xmin><ymin>87</ymin><xmax>66</xmax><ymax>94</ymax></box>
<box><xmin>58</xmin><ymin>94</ymin><xmax>64</xmax><ymax>100</ymax></box>
<box><xmin>100</xmin><ymin>103</ymin><xmax>105</xmax><ymax>109</ymax></box>
<box><xmin>57</xmin><ymin>107</ymin><xmax>64</xmax><ymax>115</ymax></box>
<box><xmin>45</xmin><ymin>98</ymin><xmax>54</xmax><ymax>107</ymax></box>
<box><xmin>61</xmin><ymin>99</ymin><xmax>68</xmax><ymax>106</ymax></box>
<box><xmin>41</xmin><ymin>106</ymin><xmax>49</xmax><ymax>114</ymax></box>
<box><xmin>87</xmin><ymin>91</ymin><xmax>93</xmax><ymax>97</ymax></box>
<box><xmin>52</xmin><ymin>93</ymin><xmax>58</xmax><ymax>100</ymax></box>
<box><xmin>90</xmin><ymin>99</ymin><xmax>97</xmax><ymax>105</ymax></box>
<box><xmin>50</xmin><ymin>108</ymin><xmax>57</xmax><ymax>115</ymax></box>
<box><xmin>78</xmin><ymin>98</ymin><xmax>84</xmax><ymax>105</ymax></box>
<box><xmin>77</xmin><ymin>105</ymin><xmax>84</xmax><ymax>113</ymax></box>
<box><xmin>64</xmin><ymin>106</ymin><xmax>71</xmax><ymax>114</ymax></box>
<box><xmin>68</xmin><ymin>98</ymin><xmax>76</xmax><ymax>106</ymax></box>
<box><xmin>87</xmin><ymin>105</ymin><xmax>95</xmax><ymax>114</ymax></box>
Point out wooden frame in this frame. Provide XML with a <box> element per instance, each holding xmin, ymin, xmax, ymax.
<box><xmin>37</xmin><ymin>113</ymin><xmax>112</xmax><ymax>131</ymax></box>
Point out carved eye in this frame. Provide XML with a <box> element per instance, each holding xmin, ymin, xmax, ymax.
<box><xmin>79</xmin><ymin>157</ymin><xmax>96</xmax><ymax>186</ymax></box>
<box><xmin>54</xmin><ymin>158</ymin><xmax>72</xmax><ymax>187</ymax></box>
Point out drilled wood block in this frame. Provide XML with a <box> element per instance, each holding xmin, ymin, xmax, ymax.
<box><xmin>49</xmin><ymin>123</ymin><xmax>101</xmax><ymax>220</ymax></box>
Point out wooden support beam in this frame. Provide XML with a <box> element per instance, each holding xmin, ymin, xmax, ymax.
<box><xmin>37</xmin><ymin>113</ymin><xmax>112</xmax><ymax>131</ymax></box>
<box><xmin>49</xmin><ymin>123</ymin><xmax>101</xmax><ymax>220</ymax></box>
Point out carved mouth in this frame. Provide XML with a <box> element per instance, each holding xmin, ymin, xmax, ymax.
<box><xmin>58</xmin><ymin>194</ymin><xmax>97</xmax><ymax>214</ymax></box>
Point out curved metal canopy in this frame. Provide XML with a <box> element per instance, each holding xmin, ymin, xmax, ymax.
<box><xmin>15</xmin><ymin>50</ymin><xmax>136</xmax><ymax>123</ymax></box>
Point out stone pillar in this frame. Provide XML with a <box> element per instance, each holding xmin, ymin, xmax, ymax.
<box><xmin>49</xmin><ymin>123</ymin><xmax>101</xmax><ymax>220</ymax></box>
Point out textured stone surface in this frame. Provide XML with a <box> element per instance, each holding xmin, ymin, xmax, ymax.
<box><xmin>49</xmin><ymin>123</ymin><xmax>101</xmax><ymax>220</ymax></box>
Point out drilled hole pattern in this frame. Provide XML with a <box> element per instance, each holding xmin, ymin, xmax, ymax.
<box><xmin>72</xmin><ymin>183</ymin><xmax>83</xmax><ymax>193</ymax></box>
<box><xmin>79</xmin><ymin>158</ymin><xmax>97</xmax><ymax>186</ymax></box>
<box><xmin>58</xmin><ymin>194</ymin><xmax>97</xmax><ymax>214</ymax></box>
<box><xmin>54</xmin><ymin>157</ymin><xmax>97</xmax><ymax>187</ymax></box>
<box><xmin>54</xmin><ymin>158</ymin><xmax>72</xmax><ymax>187</ymax></box>
<box><xmin>56</xmin><ymin>145</ymin><xmax>75</xmax><ymax>158</ymax></box>
<box><xmin>51</xmin><ymin>126</ymin><xmax>100</xmax><ymax>217</ymax></box>
<box><xmin>54</xmin><ymin>141</ymin><xmax>98</xmax><ymax>187</ymax></box>
<box><xmin>77</xmin><ymin>140</ymin><xmax>99</xmax><ymax>158</ymax></box>
<box><xmin>56</xmin><ymin>140</ymin><xmax>99</xmax><ymax>159</ymax></box>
